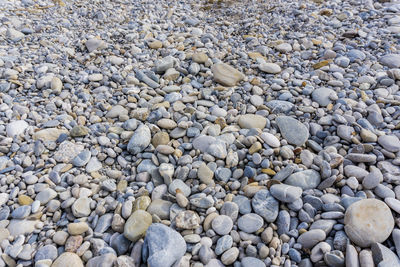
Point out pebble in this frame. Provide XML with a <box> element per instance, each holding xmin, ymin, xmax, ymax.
<box><xmin>144</xmin><ymin>223</ymin><xmax>186</xmax><ymax>267</ymax></box>
<box><xmin>344</xmin><ymin>199</ymin><xmax>394</xmax><ymax>247</ymax></box>
<box><xmin>123</xmin><ymin>210</ymin><xmax>152</xmax><ymax>241</ymax></box>
<box><xmin>212</xmin><ymin>215</ymin><xmax>233</xmax><ymax>235</ymax></box>
<box><xmin>237</xmin><ymin>213</ymin><xmax>264</xmax><ymax>233</ymax></box>
<box><xmin>270</xmin><ymin>184</ymin><xmax>303</xmax><ymax>202</ymax></box>
<box><xmin>276</xmin><ymin>116</ymin><xmax>309</xmax><ymax>146</ymax></box>
<box><xmin>211</xmin><ymin>62</ymin><xmax>245</xmax><ymax>87</ymax></box>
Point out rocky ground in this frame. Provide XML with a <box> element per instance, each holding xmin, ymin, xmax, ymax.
<box><xmin>1</xmin><ymin>0</ymin><xmax>400</xmax><ymax>266</ymax></box>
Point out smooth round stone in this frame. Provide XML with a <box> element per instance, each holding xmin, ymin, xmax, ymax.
<box><xmin>252</xmin><ymin>189</ymin><xmax>279</xmax><ymax>222</ymax></box>
<box><xmin>221</xmin><ymin>247</ymin><xmax>239</xmax><ymax>265</ymax></box>
<box><xmin>259</xmin><ymin>62</ymin><xmax>281</xmax><ymax>74</ymax></box>
<box><xmin>220</xmin><ymin>202</ymin><xmax>239</xmax><ymax>222</ymax></box>
<box><xmin>36</xmin><ymin>188</ymin><xmax>57</xmax><ymax>204</ymax></box>
<box><xmin>237</xmin><ymin>213</ymin><xmax>264</xmax><ymax>233</ymax></box>
<box><xmin>215</xmin><ymin>235</ymin><xmax>233</xmax><ymax>255</ymax></box>
<box><xmin>344</xmin><ymin>199</ymin><xmax>394</xmax><ymax>247</ymax></box>
<box><xmin>52</xmin><ymin>252</ymin><xmax>83</xmax><ymax>267</ymax></box>
<box><xmin>105</xmin><ymin>105</ymin><xmax>128</xmax><ymax>118</ymax></box>
<box><xmin>238</xmin><ymin>114</ymin><xmax>267</xmax><ymax>129</ymax></box>
<box><xmin>11</xmin><ymin>205</ymin><xmax>31</xmax><ymax>219</ymax></box>
<box><xmin>297</xmin><ymin>229</ymin><xmax>326</xmax><ymax>249</ymax></box>
<box><xmin>284</xmin><ymin>170</ymin><xmax>321</xmax><ymax>190</ymax></box>
<box><xmin>276</xmin><ymin>116</ymin><xmax>309</xmax><ymax>146</ymax></box>
<box><xmin>71</xmin><ymin>197</ymin><xmax>91</xmax><ymax>218</ymax></box>
<box><xmin>168</xmin><ymin>179</ymin><xmax>190</xmax><ymax>197</ymax></box>
<box><xmin>212</xmin><ymin>215</ymin><xmax>233</xmax><ymax>235</ymax></box>
<box><xmin>378</xmin><ymin>135</ymin><xmax>400</xmax><ymax>152</ymax></box>
<box><xmin>147</xmin><ymin>199</ymin><xmax>172</xmax><ymax>220</ymax></box>
<box><xmin>68</xmin><ymin>222</ymin><xmax>89</xmax><ymax>235</ymax></box>
<box><xmin>266</xmin><ymin>100</ymin><xmax>294</xmax><ymax>114</ymax></box>
<box><xmin>270</xmin><ymin>184</ymin><xmax>303</xmax><ymax>202</ymax></box>
<box><xmin>53</xmin><ymin>231</ymin><xmax>68</xmax><ymax>245</ymax></box>
<box><xmin>260</xmin><ymin>132</ymin><xmax>280</xmax><ymax>148</ymax></box>
<box><xmin>123</xmin><ymin>210</ymin><xmax>152</xmax><ymax>242</ymax></box>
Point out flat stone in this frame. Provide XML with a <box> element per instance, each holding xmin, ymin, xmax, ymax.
<box><xmin>276</xmin><ymin>116</ymin><xmax>309</xmax><ymax>146</ymax></box>
<box><xmin>35</xmin><ymin>245</ymin><xmax>58</xmax><ymax>262</ymax></box>
<box><xmin>215</xmin><ymin>235</ymin><xmax>233</xmax><ymax>255</ymax></box>
<box><xmin>123</xmin><ymin>210</ymin><xmax>152</xmax><ymax>242</ymax></box>
<box><xmin>270</xmin><ymin>184</ymin><xmax>303</xmax><ymax>202</ymax></box>
<box><xmin>266</xmin><ymin>100</ymin><xmax>294</xmax><ymax>114</ymax></box>
<box><xmin>212</xmin><ymin>215</ymin><xmax>233</xmax><ymax>235</ymax></box>
<box><xmin>238</xmin><ymin>114</ymin><xmax>266</xmax><ymax>129</ymax></box>
<box><xmin>72</xmin><ymin>150</ymin><xmax>91</xmax><ymax>167</ymax></box>
<box><xmin>144</xmin><ymin>223</ymin><xmax>186</xmax><ymax>267</ymax></box>
<box><xmin>211</xmin><ymin>62</ymin><xmax>245</xmax><ymax>87</ymax></box>
<box><xmin>260</xmin><ymin>132</ymin><xmax>280</xmax><ymax>148</ymax></box>
<box><xmin>71</xmin><ymin>197</ymin><xmax>91</xmax><ymax>218</ymax></box>
<box><xmin>127</xmin><ymin>125</ymin><xmax>151</xmax><ymax>154</ymax></box>
<box><xmin>378</xmin><ymin>135</ymin><xmax>400</xmax><ymax>152</ymax></box>
<box><xmin>297</xmin><ymin>229</ymin><xmax>326</xmax><ymax>248</ymax></box>
<box><xmin>68</xmin><ymin>222</ymin><xmax>89</xmax><ymax>235</ymax></box>
<box><xmin>284</xmin><ymin>170</ymin><xmax>321</xmax><ymax>190</ymax></box>
<box><xmin>36</xmin><ymin>188</ymin><xmax>57</xmax><ymax>204</ymax></box>
<box><xmin>86</xmin><ymin>254</ymin><xmax>117</xmax><ymax>267</ymax></box>
<box><xmin>54</xmin><ymin>141</ymin><xmax>84</xmax><ymax>163</ymax></box>
<box><xmin>344</xmin><ymin>199</ymin><xmax>394</xmax><ymax>247</ymax></box>
<box><xmin>237</xmin><ymin>213</ymin><xmax>263</xmax><ymax>233</ymax></box>
<box><xmin>33</xmin><ymin>128</ymin><xmax>69</xmax><ymax>141</ymax></box>
<box><xmin>259</xmin><ymin>62</ymin><xmax>281</xmax><ymax>74</ymax></box>
<box><xmin>379</xmin><ymin>54</ymin><xmax>400</xmax><ymax>68</ymax></box>
<box><xmin>175</xmin><ymin>210</ymin><xmax>200</xmax><ymax>230</ymax></box>
<box><xmin>105</xmin><ymin>105</ymin><xmax>128</xmax><ymax>118</ymax></box>
<box><xmin>252</xmin><ymin>189</ymin><xmax>279</xmax><ymax>222</ymax></box>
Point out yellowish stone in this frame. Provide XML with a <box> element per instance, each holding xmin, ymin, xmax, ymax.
<box><xmin>148</xmin><ymin>40</ymin><xmax>162</xmax><ymax>49</ymax></box>
<box><xmin>261</xmin><ymin>168</ymin><xmax>276</xmax><ymax>175</ymax></box>
<box><xmin>18</xmin><ymin>195</ymin><xmax>33</xmax><ymax>205</ymax></box>
<box><xmin>249</xmin><ymin>142</ymin><xmax>262</xmax><ymax>154</ymax></box>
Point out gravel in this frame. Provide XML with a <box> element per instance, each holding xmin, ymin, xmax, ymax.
<box><xmin>1</xmin><ymin>0</ymin><xmax>400</xmax><ymax>266</ymax></box>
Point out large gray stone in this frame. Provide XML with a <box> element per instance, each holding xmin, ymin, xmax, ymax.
<box><xmin>127</xmin><ymin>125</ymin><xmax>151</xmax><ymax>154</ymax></box>
<box><xmin>284</xmin><ymin>170</ymin><xmax>321</xmax><ymax>190</ymax></box>
<box><xmin>144</xmin><ymin>223</ymin><xmax>187</xmax><ymax>267</ymax></box>
<box><xmin>276</xmin><ymin>116</ymin><xmax>309</xmax><ymax>146</ymax></box>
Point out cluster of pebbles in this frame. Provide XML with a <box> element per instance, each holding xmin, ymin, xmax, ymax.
<box><xmin>1</xmin><ymin>0</ymin><xmax>400</xmax><ymax>266</ymax></box>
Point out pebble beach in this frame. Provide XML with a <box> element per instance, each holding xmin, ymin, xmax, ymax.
<box><xmin>1</xmin><ymin>0</ymin><xmax>400</xmax><ymax>266</ymax></box>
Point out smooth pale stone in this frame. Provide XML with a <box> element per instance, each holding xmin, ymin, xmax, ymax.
<box><xmin>6</xmin><ymin>120</ymin><xmax>29</xmax><ymax>137</ymax></box>
<box><xmin>297</xmin><ymin>229</ymin><xmax>326</xmax><ymax>248</ymax></box>
<box><xmin>7</xmin><ymin>219</ymin><xmax>38</xmax><ymax>236</ymax></box>
<box><xmin>392</xmin><ymin>229</ymin><xmax>400</xmax><ymax>258</ymax></box>
<box><xmin>284</xmin><ymin>170</ymin><xmax>321</xmax><ymax>190</ymax></box>
<box><xmin>346</xmin><ymin>244</ymin><xmax>360</xmax><ymax>267</ymax></box>
<box><xmin>270</xmin><ymin>184</ymin><xmax>303</xmax><ymax>202</ymax></box>
<box><xmin>238</xmin><ymin>114</ymin><xmax>266</xmax><ymax>129</ymax></box>
<box><xmin>68</xmin><ymin>222</ymin><xmax>89</xmax><ymax>235</ymax></box>
<box><xmin>260</xmin><ymin>132</ymin><xmax>280</xmax><ymax>147</ymax></box>
<box><xmin>276</xmin><ymin>116</ymin><xmax>309</xmax><ymax>146</ymax></box>
<box><xmin>359</xmin><ymin>250</ymin><xmax>374</xmax><ymax>267</ymax></box>
<box><xmin>259</xmin><ymin>62</ymin><xmax>281</xmax><ymax>74</ymax></box>
<box><xmin>51</xmin><ymin>252</ymin><xmax>83</xmax><ymax>267</ymax></box>
<box><xmin>211</xmin><ymin>62</ymin><xmax>245</xmax><ymax>87</ymax></box>
<box><xmin>344</xmin><ymin>199</ymin><xmax>394</xmax><ymax>247</ymax></box>
<box><xmin>33</xmin><ymin>128</ymin><xmax>69</xmax><ymax>141</ymax></box>
<box><xmin>123</xmin><ymin>210</ymin><xmax>152</xmax><ymax>242</ymax></box>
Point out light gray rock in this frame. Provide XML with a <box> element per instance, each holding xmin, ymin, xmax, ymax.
<box><xmin>284</xmin><ymin>170</ymin><xmax>321</xmax><ymax>190</ymax></box>
<box><xmin>344</xmin><ymin>199</ymin><xmax>394</xmax><ymax>247</ymax></box>
<box><xmin>144</xmin><ymin>223</ymin><xmax>186</xmax><ymax>267</ymax></box>
<box><xmin>237</xmin><ymin>213</ymin><xmax>263</xmax><ymax>233</ymax></box>
<box><xmin>270</xmin><ymin>184</ymin><xmax>303</xmax><ymax>202</ymax></box>
<box><xmin>252</xmin><ymin>189</ymin><xmax>279</xmax><ymax>222</ymax></box>
<box><xmin>276</xmin><ymin>116</ymin><xmax>309</xmax><ymax>146</ymax></box>
<box><xmin>127</xmin><ymin>125</ymin><xmax>151</xmax><ymax>154</ymax></box>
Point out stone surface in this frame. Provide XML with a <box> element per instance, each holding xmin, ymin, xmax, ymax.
<box><xmin>144</xmin><ymin>223</ymin><xmax>186</xmax><ymax>267</ymax></box>
<box><xmin>344</xmin><ymin>199</ymin><xmax>394</xmax><ymax>247</ymax></box>
<box><xmin>124</xmin><ymin>210</ymin><xmax>152</xmax><ymax>241</ymax></box>
<box><xmin>211</xmin><ymin>62</ymin><xmax>245</xmax><ymax>87</ymax></box>
<box><xmin>276</xmin><ymin>116</ymin><xmax>309</xmax><ymax>146</ymax></box>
